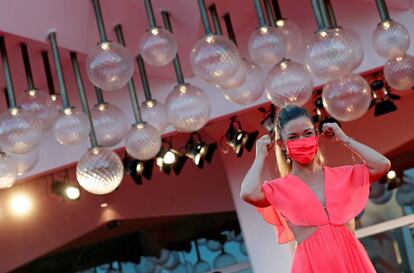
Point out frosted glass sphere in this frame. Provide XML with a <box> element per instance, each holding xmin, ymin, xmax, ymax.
<box><xmin>53</xmin><ymin>107</ymin><xmax>91</xmax><ymax>145</ymax></box>
<box><xmin>213</xmin><ymin>252</ymin><xmax>237</xmax><ymax>269</ymax></box>
<box><xmin>165</xmin><ymin>84</ymin><xmax>211</xmax><ymax>132</ymax></box>
<box><xmin>217</xmin><ymin>61</ymin><xmax>247</xmax><ymax>89</ymax></box>
<box><xmin>0</xmin><ymin>107</ymin><xmax>42</xmax><ymax>155</ymax></box>
<box><xmin>384</xmin><ymin>54</ymin><xmax>414</xmax><ymax>90</ymax></box>
<box><xmin>322</xmin><ymin>73</ymin><xmax>372</xmax><ymax>121</ymax></box>
<box><xmin>141</xmin><ymin>100</ymin><xmax>168</xmax><ymax>133</ymax></box>
<box><xmin>372</xmin><ymin>20</ymin><xmax>410</xmax><ymax>59</ymax></box>
<box><xmin>223</xmin><ymin>59</ymin><xmax>265</xmax><ymax>105</ymax></box>
<box><xmin>191</xmin><ymin>34</ymin><xmax>242</xmax><ymax>84</ymax></box>
<box><xmin>194</xmin><ymin>261</ymin><xmax>211</xmax><ymax>273</ymax></box>
<box><xmin>19</xmin><ymin>89</ymin><xmax>60</xmax><ymax>131</ymax></box>
<box><xmin>11</xmin><ymin>147</ymin><xmax>39</xmax><ymax>176</ymax></box>
<box><xmin>265</xmin><ymin>59</ymin><xmax>313</xmax><ymax>108</ymax></box>
<box><xmin>86</xmin><ymin>42</ymin><xmax>134</xmax><ymax>91</ymax></box>
<box><xmin>206</xmin><ymin>240</ymin><xmax>222</xmax><ymax>252</ymax></box>
<box><xmin>276</xmin><ymin>19</ymin><xmax>302</xmax><ymax>54</ymax></box>
<box><xmin>125</xmin><ymin>123</ymin><xmax>162</xmax><ymax>160</ymax></box>
<box><xmin>248</xmin><ymin>26</ymin><xmax>287</xmax><ymax>65</ymax></box>
<box><xmin>171</xmin><ymin>262</ymin><xmax>194</xmax><ymax>273</ymax></box>
<box><xmin>163</xmin><ymin>251</ymin><xmax>180</xmax><ymax>270</ymax></box>
<box><xmin>139</xmin><ymin>28</ymin><xmax>177</xmax><ymax>67</ymax></box>
<box><xmin>305</xmin><ymin>29</ymin><xmax>354</xmax><ymax>80</ymax></box>
<box><xmin>0</xmin><ymin>152</ymin><xmax>18</xmax><ymax>189</ymax></box>
<box><xmin>92</xmin><ymin>103</ymin><xmax>128</xmax><ymax>147</ymax></box>
<box><xmin>76</xmin><ymin>147</ymin><xmax>124</xmax><ymax>195</ymax></box>
<box><xmin>340</xmin><ymin>28</ymin><xmax>364</xmax><ymax>70</ymax></box>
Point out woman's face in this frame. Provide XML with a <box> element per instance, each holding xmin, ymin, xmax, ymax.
<box><xmin>278</xmin><ymin>116</ymin><xmax>317</xmax><ymax>148</ymax></box>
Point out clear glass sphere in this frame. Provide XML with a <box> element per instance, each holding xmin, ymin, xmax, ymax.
<box><xmin>76</xmin><ymin>147</ymin><xmax>124</xmax><ymax>195</ymax></box>
<box><xmin>11</xmin><ymin>147</ymin><xmax>39</xmax><ymax>176</ymax></box>
<box><xmin>165</xmin><ymin>84</ymin><xmax>211</xmax><ymax>132</ymax></box>
<box><xmin>0</xmin><ymin>107</ymin><xmax>42</xmax><ymax>155</ymax></box>
<box><xmin>139</xmin><ymin>28</ymin><xmax>178</xmax><ymax>67</ymax></box>
<box><xmin>248</xmin><ymin>26</ymin><xmax>287</xmax><ymax>65</ymax></box>
<box><xmin>265</xmin><ymin>59</ymin><xmax>313</xmax><ymax>108</ymax></box>
<box><xmin>190</xmin><ymin>34</ymin><xmax>242</xmax><ymax>84</ymax></box>
<box><xmin>339</xmin><ymin>28</ymin><xmax>364</xmax><ymax>70</ymax></box>
<box><xmin>213</xmin><ymin>252</ymin><xmax>237</xmax><ymax>269</ymax></box>
<box><xmin>384</xmin><ymin>54</ymin><xmax>414</xmax><ymax>90</ymax></box>
<box><xmin>86</xmin><ymin>42</ymin><xmax>134</xmax><ymax>91</ymax></box>
<box><xmin>322</xmin><ymin>73</ymin><xmax>372</xmax><ymax>121</ymax></box>
<box><xmin>217</xmin><ymin>61</ymin><xmax>248</xmax><ymax>89</ymax></box>
<box><xmin>0</xmin><ymin>152</ymin><xmax>18</xmax><ymax>189</ymax></box>
<box><xmin>223</xmin><ymin>59</ymin><xmax>265</xmax><ymax>105</ymax></box>
<box><xmin>194</xmin><ymin>261</ymin><xmax>211</xmax><ymax>273</ymax></box>
<box><xmin>19</xmin><ymin>89</ymin><xmax>60</xmax><ymax>131</ymax></box>
<box><xmin>372</xmin><ymin>20</ymin><xmax>410</xmax><ymax>59</ymax></box>
<box><xmin>125</xmin><ymin>123</ymin><xmax>162</xmax><ymax>160</ymax></box>
<box><xmin>276</xmin><ymin>19</ymin><xmax>302</xmax><ymax>54</ymax></box>
<box><xmin>53</xmin><ymin>107</ymin><xmax>91</xmax><ymax>145</ymax></box>
<box><xmin>92</xmin><ymin>103</ymin><xmax>128</xmax><ymax>147</ymax></box>
<box><xmin>141</xmin><ymin>100</ymin><xmax>168</xmax><ymax>133</ymax></box>
<box><xmin>305</xmin><ymin>29</ymin><xmax>355</xmax><ymax>80</ymax></box>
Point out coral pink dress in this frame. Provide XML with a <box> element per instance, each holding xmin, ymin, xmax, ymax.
<box><xmin>256</xmin><ymin>163</ymin><xmax>377</xmax><ymax>273</ymax></box>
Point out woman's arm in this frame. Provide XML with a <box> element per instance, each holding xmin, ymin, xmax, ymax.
<box><xmin>240</xmin><ymin>135</ymin><xmax>271</xmax><ymax>207</ymax></box>
<box><xmin>322</xmin><ymin>123</ymin><xmax>391</xmax><ymax>181</ymax></box>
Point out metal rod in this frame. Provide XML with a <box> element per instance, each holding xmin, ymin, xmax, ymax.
<box><xmin>375</xmin><ymin>0</ymin><xmax>391</xmax><ymax>22</ymax></box>
<box><xmin>311</xmin><ymin>0</ymin><xmax>326</xmax><ymax>30</ymax></box>
<box><xmin>194</xmin><ymin>240</ymin><xmax>202</xmax><ymax>262</ymax></box>
<box><xmin>0</xmin><ymin>36</ymin><xmax>17</xmax><ymax>108</ymax></box>
<box><xmin>136</xmin><ymin>55</ymin><xmax>153</xmax><ymax>101</ymax></box>
<box><xmin>162</xmin><ymin>11</ymin><xmax>185</xmax><ymax>85</ymax></box>
<box><xmin>114</xmin><ymin>24</ymin><xmax>143</xmax><ymax>123</ymax></box>
<box><xmin>48</xmin><ymin>32</ymin><xmax>70</xmax><ymax>109</ymax></box>
<box><xmin>253</xmin><ymin>0</ymin><xmax>267</xmax><ymax>27</ymax></box>
<box><xmin>91</xmin><ymin>0</ymin><xmax>108</xmax><ymax>42</ymax></box>
<box><xmin>272</xmin><ymin>0</ymin><xmax>283</xmax><ymax>20</ymax></box>
<box><xmin>41</xmin><ymin>51</ymin><xmax>56</xmax><ymax>95</ymax></box>
<box><xmin>144</xmin><ymin>0</ymin><xmax>157</xmax><ymax>29</ymax></box>
<box><xmin>223</xmin><ymin>13</ymin><xmax>237</xmax><ymax>45</ymax></box>
<box><xmin>263</xmin><ymin>0</ymin><xmax>276</xmax><ymax>27</ymax></box>
<box><xmin>94</xmin><ymin>86</ymin><xmax>105</xmax><ymax>104</ymax></box>
<box><xmin>3</xmin><ymin>88</ymin><xmax>10</xmax><ymax>108</ymax></box>
<box><xmin>325</xmin><ymin>0</ymin><xmax>338</xmax><ymax>28</ymax></box>
<box><xmin>318</xmin><ymin>0</ymin><xmax>330</xmax><ymax>29</ymax></box>
<box><xmin>20</xmin><ymin>43</ymin><xmax>35</xmax><ymax>90</ymax></box>
<box><xmin>197</xmin><ymin>0</ymin><xmax>213</xmax><ymax>34</ymax></box>
<box><xmin>70</xmin><ymin>52</ymin><xmax>98</xmax><ymax>148</ymax></box>
<box><xmin>209</xmin><ymin>4</ymin><xmax>223</xmax><ymax>35</ymax></box>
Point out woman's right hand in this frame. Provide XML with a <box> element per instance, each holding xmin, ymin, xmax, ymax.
<box><xmin>256</xmin><ymin>134</ymin><xmax>272</xmax><ymax>159</ymax></box>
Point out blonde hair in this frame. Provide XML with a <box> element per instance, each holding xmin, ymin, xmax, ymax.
<box><xmin>273</xmin><ymin>105</ymin><xmax>326</xmax><ymax>177</ymax></box>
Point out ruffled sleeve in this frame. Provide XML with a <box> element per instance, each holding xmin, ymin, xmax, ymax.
<box><xmin>255</xmin><ymin>181</ymin><xmax>295</xmax><ymax>244</ymax></box>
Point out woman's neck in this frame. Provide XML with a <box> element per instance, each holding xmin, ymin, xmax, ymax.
<box><xmin>290</xmin><ymin>160</ymin><xmax>322</xmax><ymax>176</ymax></box>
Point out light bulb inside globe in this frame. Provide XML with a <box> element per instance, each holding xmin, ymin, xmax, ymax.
<box><xmin>384</xmin><ymin>54</ymin><xmax>414</xmax><ymax>90</ymax></box>
<box><xmin>140</xmin><ymin>100</ymin><xmax>168</xmax><ymax>133</ymax></box>
<box><xmin>248</xmin><ymin>26</ymin><xmax>287</xmax><ymax>65</ymax></box>
<box><xmin>125</xmin><ymin>123</ymin><xmax>162</xmax><ymax>160</ymax></box>
<box><xmin>139</xmin><ymin>27</ymin><xmax>178</xmax><ymax>67</ymax></box>
<box><xmin>372</xmin><ymin>20</ymin><xmax>410</xmax><ymax>59</ymax></box>
<box><xmin>53</xmin><ymin>107</ymin><xmax>91</xmax><ymax>145</ymax></box>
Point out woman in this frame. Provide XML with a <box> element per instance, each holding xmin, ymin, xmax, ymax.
<box><xmin>240</xmin><ymin>105</ymin><xmax>391</xmax><ymax>273</ymax></box>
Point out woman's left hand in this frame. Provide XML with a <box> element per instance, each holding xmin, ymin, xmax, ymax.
<box><xmin>321</xmin><ymin>122</ymin><xmax>348</xmax><ymax>143</ymax></box>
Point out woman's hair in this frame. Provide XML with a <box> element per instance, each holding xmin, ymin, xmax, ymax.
<box><xmin>274</xmin><ymin>104</ymin><xmax>326</xmax><ymax>177</ymax></box>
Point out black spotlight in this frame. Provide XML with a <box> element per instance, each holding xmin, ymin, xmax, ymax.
<box><xmin>156</xmin><ymin>145</ymin><xmax>188</xmax><ymax>175</ymax></box>
<box><xmin>51</xmin><ymin>172</ymin><xmax>81</xmax><ymax>201</ymax></box>
<box><xmin>225</xmin><ymin>117</ymin><xmax>259</xmax><ymax>157</ymax></box>
<box><xmin>370</xmin><ymin>80</ymin><xmax>400</xmax><ymax>117</ymax></box>
<box><xmin>185</xmin><ymin>133</ymin><xmax>217</xmax><ymax>168</ymax></box>
<box><xmin>124</xmin><ymin>153</ymin><xmax>154</xmax><ymax>185</ymax></box>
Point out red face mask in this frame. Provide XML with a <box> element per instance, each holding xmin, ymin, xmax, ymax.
<box><xmin>286</xmin><ymin>135</ymin><xmax>319</xmax><ymax>165</ymax></box>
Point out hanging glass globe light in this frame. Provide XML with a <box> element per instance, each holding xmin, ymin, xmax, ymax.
<box><xmin>265</xmin><ymin>59</ymin><xmax>313</xmax><ymax>108</ymax></box>
<box><xmin>276</xmin><ymin>19</ymin><xmax>302</xmax><ymax>54</ymax></box>
<box><xmin>76</xmin><ymin>147</ymin><xmax>124</xmax><ymax>195</ymax></box>
<box><xmin>165</xmin><ymin>84</ymin><xmax>211</xmax><ymax>132</ymax></box>
<box><xmin>86</xmin><ymin>42</ymin><xmax>134</xmax><ymax>91</ymax></box>
<box><xmin>190</xmin><ymin>34</ymin><xmax>242</xmax><ymax>84</ymax></box>
<box><xmin>53</xmin><ymin>107</ymin><xmax>91</xmax><ymax>145</ymax></box>
<box><xmin>217</xmin><ymin>61</ymin><xmax>248</xmax><ymax>89</ymax></box>
<box><xmin>0</xmin><ymin>152</ymin><xmax>18</xmax><ymax>189</ymax></box>
<box><xmin>213</xmin><ymin>252</ymin><xmax>237</xmax><ymax>269</ymax></box>
<box><xmin>125</xmin><ymin>122</ymin><xmax>162</xmax><ymax>160</ymax></box>
<box><xmin>248</xmin><ymin>26</ymin><xmax>287</xmax><ymax>65</ymax></box>
<box><xmin>384</xmin><ymin>54</ymin><xmax>414</xmax><ymax>90</ymax></box>
<box><xmin>0</xmin><ymin>107</ymin><xmax>42</xmax><ymax>155</ymax></box>
<box><xmin>11</xmin><ymin>147</ymin><xmax>39</xmax><ymax>176</ymax></box>
<box><xmin>372</xmin><ymin>20</ymin><xmax>410</xmax><ymax>59</ymax></box>
<box><xmin>305</xmin><ymin>29</ymin><xmax>355</xmax><ymax>80</ymax></box>
<box><xmin>339</xmin><ymin>28</ymin><xmax>364</xmax><ymax>70</ymax></box>
<box><xmin>223</xmin><ymin>59</ymin><xmax>265</xmax><ymax>105</ymax></box>
<box><xmin>171</xmin><ymin>262</ymin><xmax>195</xmax><ymax>273</ymax></box>
<box><xmin>322</xmin><ymin>73</ymin><xmax>372</xmax><ymax>121</ymax></box>
<box><xmin>92</xmin><ymin>103</ymin><xmax>128</xmax><ymax>147</ymax></box>
<box><xmin>139</xmin><ymin>27</ymin><xmax>177</xmax><ymax>67</ymax></box>
<box><xmin>140</xmin><ymin>100</ymin><xmax>168</xmax><ymax>133</ymax></box>
<box><xmin>19</xmin><ymin>89</ymin><xmax>60</xmax><ymax>131</ymax></box>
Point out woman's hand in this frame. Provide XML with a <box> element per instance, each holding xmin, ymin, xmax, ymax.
<box><xmin>256</xmin><ymin>134</ymin><xmax>271</xmax><ymax>159</ymax></box>
<box><xmin>321</xmin><ymin>122</ymin><xmax>349</xmax><ymax>143</ymax></box>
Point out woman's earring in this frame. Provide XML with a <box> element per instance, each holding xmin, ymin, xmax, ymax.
<box><xmin>284</xmin><ymin>149</ymin><xmax>291</xmax><ymax>163</ymax></box>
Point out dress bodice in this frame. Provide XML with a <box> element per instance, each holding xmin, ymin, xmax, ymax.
<box><xmin>256</xmin><ymin>163</ymin><xmax>372</xmax><ymax>244</ymax></box>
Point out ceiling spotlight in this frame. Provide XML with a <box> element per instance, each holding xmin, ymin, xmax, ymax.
<box><xmin>185</xmin><ymin>133</ymin><xmax>217</xmax><ymax>168</ymax></box>
<box><xmin>259</xmin><ymin>105</ymin><xmax>276</xmax><ymax>134</ymax></box>
<box><xmin>123</xmin><ymin>153</ymin><xmax>154</xmax><ymax>185</ymax></box>
<box><xmin>369</xmin><ymin>80</ymin><xmax>400</xmax><ymax>117</ymax></box>
<box><xmin>387</xmin><ymin>170</ymin><xmax>396</xmax><ymax>180</ymax></box>
<box><xmin>9</xmin><ymin>193</ymin><xmax>33</xmax><ymax>216</ymax></box>
<box><xmin>224</xmin><ymin>117</ymin><xmax>259</xmax><ymax>157</ymax></box>
<box><xmin>51</xmin><ymin>171</ymin><xmax>81</xmax><ymax>201</ymax></box>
